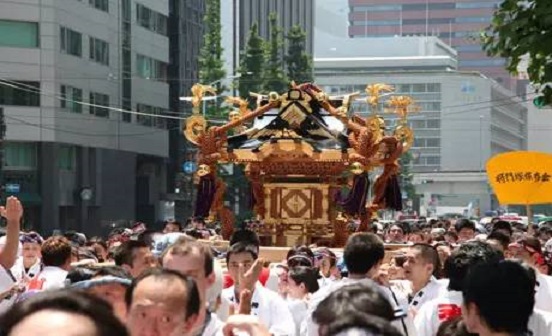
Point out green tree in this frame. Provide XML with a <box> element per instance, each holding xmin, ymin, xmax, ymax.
<box><xmin>263</xmin><ymin>12</ymin><xmax>288</xmax><ymax>93</ymax></box>
<box><xmin>198</xmin><ymin>0</ymin><xmax>226</xmax><ymax>90</ymax></box>
<box><xmin>482</xmin><ymin>0</ymin><xmax>552</xmax><ymax>105</ymax></box>
<box><xmin>399</xmin><ymin>152</ymin><xmax>416</xmax><ymax>202</ymax></box>
<box><xmin>285</xmin><ymin>25</ymin><xmax>313</xmax><ymax>84</ymax></box>
<box><xmin>238</xmin><ymin>23</ymin><xmax>265</xmax><ymax>105</ymax></box>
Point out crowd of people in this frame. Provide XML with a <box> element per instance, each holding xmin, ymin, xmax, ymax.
<box><xmin>0</xmin><ymin>195</ymin><xmax>551</xmax><ymax>336</ymax></box>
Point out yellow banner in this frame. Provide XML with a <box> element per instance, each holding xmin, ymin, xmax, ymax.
<box><xmin>486</xmin><ymin>151</ymin><xmax>552</xmax><ymax>205</ymax></box>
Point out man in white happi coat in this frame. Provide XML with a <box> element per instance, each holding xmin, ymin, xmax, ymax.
<box><xmin>415</xmin><ymin>241</ymin><xmax>552</xmax><ymax>336</ymax></box>
<box><xmin>221</xmin><ymin>242</ymin><xmax>295</xmax><ymax>336</ymax></box>
<box><xmin>306</xmin><ymin>233</ymin><xmax>415</xmax><ymax>336</ymax></box>
<box><xmin>402</xmin><ymin>244</ymin><xmax>446</xmax><ymax>313</ymax></box>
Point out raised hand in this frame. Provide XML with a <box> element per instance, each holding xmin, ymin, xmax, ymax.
<box><xmin>0</xmin><ymin>196</ymin><xmax>23</xmax><ymax>225</ymax></box>
<box><xmin>238</xmin><ymin>258</ymin><xmax>264</xmax><ymax>292</ymax></box>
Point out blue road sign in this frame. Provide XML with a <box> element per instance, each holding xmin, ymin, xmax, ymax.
<box><xmin>183</xmin><ymin>161</ymin><xmax>197</xmax><ymax>174</ymax></box>
<box><xmin>5</xmin><ymin>184</ymin><xmax>20</xmax><ymax>193</ymax></box>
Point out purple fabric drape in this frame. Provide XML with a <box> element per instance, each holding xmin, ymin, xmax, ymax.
<box><xmin>337</xmin><ymin>172</ymin><xmax>370</xmax><ymax>216</ymax></box>
<box><xmin>194</xmin><ymin>175</ymin><xmax>216</xmax><ymax>218</ymax></box>
<box><xmin>383</xmin><ymin>174</ymin><xmax>403</xmax><ymax>211</ymax></box>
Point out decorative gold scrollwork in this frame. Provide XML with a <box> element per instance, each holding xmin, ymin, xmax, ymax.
<box><xmin>183</xmin><ymin>114</ymin><xmax>207</xmax><ymax>145</ymax></box>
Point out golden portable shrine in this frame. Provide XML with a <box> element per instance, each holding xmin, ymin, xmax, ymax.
<box><xmin>183</xmin><ymin>82</ymin><xmax>416</xmax><ymax>247</ymax></box>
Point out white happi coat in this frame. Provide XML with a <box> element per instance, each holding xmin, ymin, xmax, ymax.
<box><xmin>10</xmin><ymin>257</ymin><xmax>41</xmax><ymax>282</ymax></box>
<box><xmin>28</xmin><ymin>266</ymin><xmax>68</xmax><ymax>290</ymax></box>
<box><xmin>222</xmin><ymin>282</ymin><xmax>295</xmax><ymax>336</ymax></box>
<box><xmin>0</xmin><ymin>265</ymin><xmax>17</xmax><ymax>314</ymax></box>
<box><xmin>305</xmin><ymin>277</ymin><xmax>416</xmax><ymax>336</ymax></box>
<box><xmin>535</xmin><ymin>273</ymin><xmax>552</xmax><ymax>313</ymax></box>
<box><xmin>414</xmin><ymin>289</ymin><xmax>552</xmax><ymax>336</ymax></box>
<box><xmin>409</xmin><ymin>277</ymin><xmax>448</xmax><ymax>312</ymax></box>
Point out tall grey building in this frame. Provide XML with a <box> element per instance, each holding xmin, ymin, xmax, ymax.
<box><xmin>0</xmin><ymin>0</ymin><xmax>170</xmax><ymax>235</ymax></box>
<box><xmin>222</xmin><ymin>0</ymin><xmax>314</xmax><ymax>78</ymax></box>
<box><xmin>168</xmin><ymin>0</ymin><xmax>205</xmax><ymax>220</ymax></box>
<box><xmin>314</xmin><ymin>37</ymin><xmax>527</xmax><ymax>214</ymax></box>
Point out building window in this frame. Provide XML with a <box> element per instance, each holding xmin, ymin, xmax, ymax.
<box><xmin>0</xmin><ymin>20</ymin><xmax>39</xmax><ymax>48</ymax></box>
<box><xmin>89</xmin><ymin>92</ymin><xmax>109</xmax><ymax>117</ymax></box>
<box><xmin>0</xmin><ymin>81</ymin><xmax>40</xmax><ymax>106</ymax></box>
<box><xmin>89</xmin><ymin>37</ymin><xmax>109</xmax><ymax>65</ymax></box>
<box><xmin>60</xmin><ymin>26</ymin><xmax>82</xmax><ymax>57</ymax></box>
<box><xmin>89</xmin><ymin>0</ymin><xmax>108</xmax><ymax>12</ymax></box>
<box><xmin>426</xmin><ymin>83</ymin><xmax>441</xmax><ymax>93</ymax></box>
<box><xmin>351</xmin><ymin>5</ymin><xmax>401</xmax><ymax>11</ymax></box>
<box><xmin>426</xmin><ymin>138</ymin><xmax>441</xmax><ymax>147</ymax></box>
<box><xmin>455</xmin><ymin>17</ymin><xmax>491</xmax><ymax>24</ymax></box>
<box><xmin>60</xmin><ymin>85</ymin><xmax>83</xmax><ymax>113</ymax></box>
<box><xmin>136</xmin><ymin>4</ymin><xmax>167</xmax><ymax>36</ymax></box>
<box><xmin>455</xmin><ymin>45</ymin><xmax>483</xmax><ymax>52</ymax></box>
<box><xmin>136</xmin><ymin>54</ymin><xmax>167</xmax><ymax>82</ymax></box>
<box><xmin>460</xmin><ymin>59</ymin><xmax>506</xmax><ymax>67</ymax></box>
<box><xmin>426</xmin><ymin>120</ymin><xmax>441</xmax><ymax>129</ymax></box>
<box><xmin>3</xmin><ymin>143</ymin><xmax>37</xmax><ymax>170</ymax></box>
<box><xmin>58</xmin><ymin>145</ymin><xmax>76</xmax><ymax>171</ymax></box>
<box><xmin>136</xmin><ymin>103</ymin><xmax>166</xmax><ymax>129</ymax></box>
<box><xmin>456</xmin><ymin>2</ymin><xmax>499</xmax><ymax>9</ymax></box>
<box><xmin>426</xmin><ymin>156</ymin><xmax>441</xmax><ymax>165</ymax></box>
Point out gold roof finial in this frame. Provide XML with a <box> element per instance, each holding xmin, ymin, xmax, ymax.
<box><xmin>190</xmin><ymin>84</ymin><xmax>217</xmax><ymax>113</ymax></box>
<box><xmin>365</xmin><ymin>84</ymin><xmax>395</xmax><ymax>112</ymax></box>
<box><xmin>386</xmin><ymin>95</ymin><xmax>419</xmax><ymax>123</ymax></box>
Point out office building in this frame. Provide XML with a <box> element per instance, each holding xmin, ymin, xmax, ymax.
<box><xmin>0</xmin><ymin>0</ymin><xmax>170</xmax><ymax>235</ymax></box>
<box><xmin>222</xmin><ymin>0</ymin><xmax>315</xmax><ymax>77</ymax></box>
<box><xmin>347</xmin><ymin>0</ymin><xmax>515</xmax><ymax>90</ymax></box>
<box><xmin>314</xmin><ymin>36</ymin><xmax>527</xmax><ymax>214</ymax></box>
<box><xmin>168</xmin><ymin>0</ymin><xmax>205</xmax><ymax>219</ymax></box>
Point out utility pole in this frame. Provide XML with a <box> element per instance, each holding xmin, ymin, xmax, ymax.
<box><xmin>0</xmin><ymin>107</ymin><xmax>5</xmax><ymax>203</ymax></box>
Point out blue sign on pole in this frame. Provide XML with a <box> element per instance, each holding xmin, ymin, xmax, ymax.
<box><xmin>182</xmin><ymin>161</ymin><xmax>197</xmax><ymax>174</ymax></box>
<box><xmin>5</xmin><ymin>184</ymin><xmax>20</xmax><ymax>193</ymax></box>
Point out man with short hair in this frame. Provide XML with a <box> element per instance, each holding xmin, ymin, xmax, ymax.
<box><xmin>125</xmin><ymin>268</ymin><xmax>201</xmax><ymax>336</ymax></box>
<box><xmin>222</xmin><ymin>242</ymin><xmax>295</xmax><ymax>336</ymax></box>
<box><xmin>402</xmin><ymin>243</ymin><xmax>445</xmax><ymax>312</ymax></box>
<box><xmin>0</xmin><ymin>290</ymin><xmax>128</xmax><ymax>336</ymax></box>
<box><xmin>455</xmin><ymin>219</ymin><xmax>476</xmax><ymax>243</ymax></box>
<box><xmin>163</xmin><ymin>220</ymin><xmax>182</xmax><ymax>234</ymax></box>
<box><xmin>28</xmin><ymin>236</ymin><xmax>72</xmax><ymax>290</ymax></box>
<box><xmin>306</xmin><ymin>233</ymin><xmax>414</xmax><ymax>336</ymax></box>
<box><xmin>162</xmin><ymin>237</ymin><xmax>223</xmax><ymax>336</ymax></box>
<box><xmin>462</xmin><ymin>261</ymin><xmax>534</xmax><ymax>335</ymax></box>
<box><xmin>114</xmin><ymin>240</ymin><xmax>157</xmax><ymax>278</ymax></box>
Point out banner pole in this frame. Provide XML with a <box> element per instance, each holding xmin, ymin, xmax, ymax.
<box><xmin>526</xmin><ymin>204</ymin><xmax>533</xmax><ymax>235</ymax></box>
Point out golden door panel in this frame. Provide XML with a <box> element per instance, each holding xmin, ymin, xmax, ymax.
<box><xmin>264</xmin><ymin>184</ymin><xmax>329</xmax><ymax>223</ymax></box>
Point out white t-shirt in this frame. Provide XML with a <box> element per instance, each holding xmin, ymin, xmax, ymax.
<box><xmin>306</xmin><ymin>278</ymin><xmax>415</xmax><ymax>336</ymax></box>
<box><xmin>0</xmin><ymin>264</ymin><xmax>17</xmax><ymax>314</ymax></box>
<box><xmin>287</xmin><ymin>298</ymin><xmax>308</xmax><ymax>336</ymax></box>
<box><xmin>414</xmin><ymin>289</ymin><xmax>552</xmax><ymax>336</ymax></box>
<box><xmin>202</xmin><ymin>312</ymin><xmax>224</xmax><ymax>336</ymax></box>
<box><xmin>414</xmin><ymin>290</ymin><xmax>463</xmax><ymax>336</ymax></box>
<box><xmin>10</xmin><ymin>257</ymin><xmax>41</xmax><ymax>283</ymax></box>
<box><xmin>535</xmin><ymin>273</ymin><xmax>552</xmax><ymax>312</ymax></box>
<box><xmin>222</xmin><ymin>283</ymin><xmax>295</xmax><ymax>336</ymax></box>
<box><xmin>28</xmin><ymin>266</ymin><xmax>68</xmax><ymax>291</ymax></box>
<box><xmin>409</xmin><ymin>277</ymin><xmax>448</xmax><ymax>312</ymax></box>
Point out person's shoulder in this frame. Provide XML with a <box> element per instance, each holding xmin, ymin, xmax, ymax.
<box><xmin>529</xmin><ymin>309</ymin><xmax>552</xmax><ymax>334</ymax></box>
